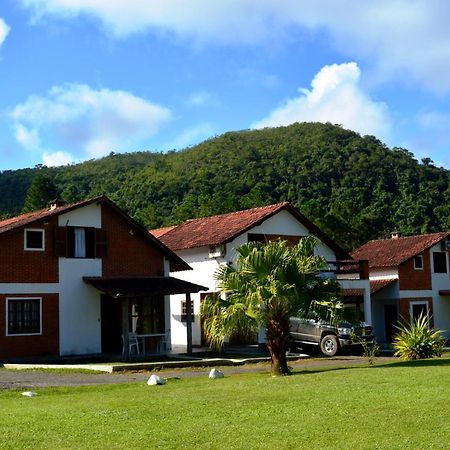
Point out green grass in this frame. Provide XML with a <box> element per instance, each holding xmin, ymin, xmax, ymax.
<box><xmin>0</xmin><ymin>358</ymin><xmax>449</xmax><ymax>449</ymax></box>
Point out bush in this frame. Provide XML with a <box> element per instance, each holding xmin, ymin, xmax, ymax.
<box><xmin>393</xmin><ymin>314</ymin><xmax>446</xmax><ymax>360</ymax></box>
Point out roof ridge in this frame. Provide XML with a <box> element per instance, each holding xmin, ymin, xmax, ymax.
<box><xmin>179</xmin><ymin>201</ymin><xmax>290</xmax><ymax>224</ymax></box>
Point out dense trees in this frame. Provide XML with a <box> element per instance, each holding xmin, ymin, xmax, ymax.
<box><xmin>0</xmin><ymin>123</ymin><xmax>448</xmax><ymax>249</ymax></box>
<box><xmin>22</xmin><ymin>173</ymin><xmax>59</xmax><ymax>213</ymax></box>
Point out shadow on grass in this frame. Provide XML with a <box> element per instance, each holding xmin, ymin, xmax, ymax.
<box><xmin>289</xmin><ymin>355</ymin><xmax>450</xmax><ymax>377</ymax></box>
<box><xmin>371</xmin><ymin>357</ymin><xmax>450</xmax><ymax>369</ymax></box>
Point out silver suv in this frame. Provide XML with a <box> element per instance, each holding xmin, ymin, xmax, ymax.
<box><xmin>289</xmin><ymin>317</ymin><xmax>374</xmax><ymax>356</ymax></box>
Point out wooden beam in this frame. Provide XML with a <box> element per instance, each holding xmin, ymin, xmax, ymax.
<box><xmin>186</xmin><ymin>292</ymin><xmax>193</xmax><ymax>355</ymax></box>
<box><xmin>121</xmin><ymin>297</ymin><xmax>130</xmax><ymax>361</ymax></box>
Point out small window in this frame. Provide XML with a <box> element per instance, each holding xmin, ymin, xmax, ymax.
<box><xmin>433</xmin><ymin>252</ymin><xmax>448</xmax><ymax>273</ymax></box>
<box><xmin>181</xmin><ymin>300</ymin><xmax>195</xmax><ymax>322</ymax></box>
<box><xmin>410</xmin><ymin>301</ymin><xmax>429</xmax><ymax>323</ymax></box>
<box><xmin>7</xmin><ymin>298</ymin><xmax>42</xmax><ymax>335</ymax></box>
<box><xmin>414</xmin><ymin>255</ymin><xmax>423</xmax><ymax>270</ymax></box>
<box><xmin>24</xmin><ymin>229</ymin><xmax>45</xmax><ymax>251</ymax></box>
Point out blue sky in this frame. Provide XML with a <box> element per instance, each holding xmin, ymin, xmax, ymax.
<box><xmin>1</xmin><ymin>1</ymin><xmax>450</xmax><ymax>171</ymax></box>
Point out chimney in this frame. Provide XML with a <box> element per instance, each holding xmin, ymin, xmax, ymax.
<box><xmin>391</xmin><ymin>231</ymin><xmax>400</xmax><ymax>239</ymax></box>
<box><xmin>49</xmin><ymin>198</ymin><xmax>67</xmax><ymax>211</ymax></box>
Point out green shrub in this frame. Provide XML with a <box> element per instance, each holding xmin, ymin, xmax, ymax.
<box><xmin>393</xmin><ymin>314</ymin><xmax>446</xmax><ymax>360</ymax></box>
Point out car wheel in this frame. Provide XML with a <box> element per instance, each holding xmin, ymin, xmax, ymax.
<box><xmin>320</xmin><ymin>335</ymin><xmax>339</xmax><ymax>357</ymax></box>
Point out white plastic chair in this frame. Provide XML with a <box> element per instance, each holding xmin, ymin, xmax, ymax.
<box><xmin>128</xmin><ymin>333</ymin><xmax>141</xmax><ymax>355</ymax></box>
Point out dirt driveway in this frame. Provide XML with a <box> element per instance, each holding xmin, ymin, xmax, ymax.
<box><xmin>0</xmin><ymin>356</ymin><xmax>396</xmax><ymax>389</ymax></box>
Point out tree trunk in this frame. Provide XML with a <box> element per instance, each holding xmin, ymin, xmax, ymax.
<box><xmin>265</xmin><ymin>316</ymin><xmax>290</xmax><ymax>376</ymax></box>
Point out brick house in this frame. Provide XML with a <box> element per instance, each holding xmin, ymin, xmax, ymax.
<box><xmin>0</xmin><ymin>196</ymin><xmax>205</xmax><ymax>361</ymax></box>
<box><xmin>151</xmin><ymin>202</ymin><xmax>370</xmax><ymax>351</ymax></box>
<box><xmin>351</xmin><ymin>232</ymin><xmax>450</xmax><ymax>342</ymax></box>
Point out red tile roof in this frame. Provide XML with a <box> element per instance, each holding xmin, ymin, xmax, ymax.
<box><xmin>351</xmin><ymin>232</ymin><xmax>450</xmax><ymax>268</ymax></box>
<box><xmin>153</xmin><ymin>202</ymin><xmax>349</xmax><ymax>258</ymax></box>
<box><xmin>0</xmin><ymin>197</ymin><xmax>101</xmax><ymax>235</ymax></box>
<box><xmin>0</xmin><ymin>196</ymin><xmax>191</xmax><ymax>272</ymax></box>
<box><xmin>370</xmin><ymin>279</ymin><xmax>397</xmax><ymax>294</ymax></box>
<box><xmin>149</xmin><ymin>226</ymin><xmax>176</xmax><ymax>238</ymax></box>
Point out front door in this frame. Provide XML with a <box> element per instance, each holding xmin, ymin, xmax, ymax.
<box><xmin>101</xmin><ymin>295</ymin><xmax>122</xmax><ymax>354</ymax></box>
<box><xmin>384</xmin><ymin>304</ymin><xmax>398</xmax><ymax>342</ymax></box>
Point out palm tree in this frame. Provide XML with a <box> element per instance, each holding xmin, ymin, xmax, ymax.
<box><xmin>201</xmin><ymin>237</ymin><xmax>342</xmax><ymax>376</ymax></box>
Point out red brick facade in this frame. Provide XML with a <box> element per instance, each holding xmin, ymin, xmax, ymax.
<box><xmin>101</xmin><ymin>205</ymin><xmax>165</xmax><ymax>277</ymax></box>
<box><xmin>0</xmin><ymin>217</ymin><xmax>59</xmax><ymax>283</ymax></box>
<box><xmin>398</xmin><ymin>252</ymin><xmax>432</xmax><ymax>291</ymax></box>
<box><xmin>0</xmin><ymin>293</ymin><xmax>59</xmax><ymax>358</ymax></box>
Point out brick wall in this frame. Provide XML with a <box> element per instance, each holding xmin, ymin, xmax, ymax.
<box><xmin>398</xmin><ymin>251</ymin><xmax>432</xmax><ymax>291</ymax></box>
<box><xmin>0</xmin><ymin>218</ymin><xmax>59</xmax><ymax>283</ymax></box>
<box><xmin>0</xmin><ymin>293</ymin><xmax>59</xmax><ymax>359</ymax></box>
<box><xmin>101</xmin><ymin>205</ymin><xmax>165</xmax><ymax>277</ymax></box>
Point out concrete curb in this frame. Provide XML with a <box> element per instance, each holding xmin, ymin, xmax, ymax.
<box><xmin>4</xmin><ymin>354</ymin><xmax>309</xmax><ymax>373</ymax></box>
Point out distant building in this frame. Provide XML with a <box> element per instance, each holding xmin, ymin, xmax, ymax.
<box><xmin>352</xmin><ymin>232</ymin><xmax>450</xmax><ymax>342</ymax></box>
<box><xmin>151</xmin><ymin>202</ymin><xmax>370</xmax><ymax>351</ymax></box>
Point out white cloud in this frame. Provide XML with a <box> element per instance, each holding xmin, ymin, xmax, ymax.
<box><xmin>11</xmin><ymin>83</ymin><xmax>172</xmax><ymax>162</ymax></box>
<box><xmin>186</xmin><ymin>91</ymin><xmax>214</xmax><ymax>107</ymax></box>
<box><xmin>18</xmin><ymin>1</ymin><xmax>450</xmax><ymax>92</ymax></box>
<box><xmin>253</xmin><ymin>62</ymin><xmax>390</xmax><ymax>140</ymax></box>
<box><xmin>0</xmin><ymin>18</ymin><xmax>10</xmax><ymax>47</ymax></box>
<box><xmin>42</xmin><ymin>151</ymin><xmax>73</xmax><ymax>167</ymax></box>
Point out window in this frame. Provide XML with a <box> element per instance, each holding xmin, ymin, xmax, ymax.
<box><xmin>130</xmin><ymin>297</ymin><xmax>164</xmax><ymax>334</ymax></box>
<box><xmin>414</xmin><ymin>255</ymin><xmax>423</xmax><ymax>270</ymax></box>
<box><xmin>181</xmin><ymin>300</ymin><xmax>195</xmax><ymax>322</ymax></box>
<box><xmin>55</xmin><ymin>226</ymin><xmax>107</xmax><ymax>258</ymax></box>
<box><xmin>248</xmin><ymin>233</ymin><xmax>266</xmax><ymax>244</ymax></box>
<box><xmin>24</xmin><ymin>229</ymin><xmax>45</xmax><ymax>251</ymax></box>
<box><xmin>433</xmin><ymin>252</ymin><xmax>448</xmax><ymax>273</ymax></box>
<box><xmin>410</xmin><ymin>301</ymin><xmax>429</xmax><ymax>323</ymax></box>
<box><xmin>7</xmin><ymin>298</ymin><xmax>41</xmax><ymax>335</ymax></box>
<box><xmin>67</xmin><ymin>227</ymin><xmax>95</xmax><ymax>258</ymax></box>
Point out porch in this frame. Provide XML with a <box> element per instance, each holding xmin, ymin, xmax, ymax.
<box><xmin>83</xmin><ymin>276</ymin><xmax>207</xmax><ymax>361</ymax></box>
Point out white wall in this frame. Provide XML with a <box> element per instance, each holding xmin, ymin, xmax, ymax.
<box><xmin>370</xmin><ymin>281</ymin><xmax>400</xmax><ymax>341</ymax></box>
<box><xmin>338</xmin><ymin>278</ymin><xmax>372</xmax><ymax>324</ymax></box>
<box><xmin>369</xmin><ymin>269</ymin><xmax>399</xmax><ymax>280</ymax></box>
<box><xmin>58</xmin><ymin>203</ymin><xmax>103</xmax><ymax>355</ymax></box>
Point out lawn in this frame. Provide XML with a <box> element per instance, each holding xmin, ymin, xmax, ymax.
<box><xmin>0</xmin><ymin>357</ymin><xmax>449</xmax><ymax>449</ymax></box>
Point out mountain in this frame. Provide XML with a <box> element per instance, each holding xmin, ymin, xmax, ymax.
<box><xmin>1</xmin><ymin>122</ymin><xmax>449</xmax><ymax>250</ymax></box>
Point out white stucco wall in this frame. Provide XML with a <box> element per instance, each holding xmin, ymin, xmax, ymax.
<box><xmin>58</xmin><ymin>204</ymin><xmax>103</xmax><ymax>355</ymax></box>
<box><xmin>369</xmin><ymin>269</ymin><xmax>399</xmax><ymax>280</ymax></box>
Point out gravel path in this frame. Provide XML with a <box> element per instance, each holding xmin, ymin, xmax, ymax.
<box><xmin>0</xmin><ymin>356</ymin><xmax>396</xmax><ymax>389</ymax></box>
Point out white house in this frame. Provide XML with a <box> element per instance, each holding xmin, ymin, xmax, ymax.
<box><xmin>151</xmin><ymin>202</ymin><xmax>371</xmax><ymax>351</ymax></box>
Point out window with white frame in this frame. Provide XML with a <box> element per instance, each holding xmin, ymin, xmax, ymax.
<box><xmin>413</xmin><ymin>255</ymin><xmax>423</xmax><ymax>270</ymax></box>
<box><xmin>6</xmin><ymin>298</ymin><xmax>42</xmax><ymax>335</ymax></box>
<box><xmin>24</xmin><ymin>229</ymin><xmax>45</xmax><ymax>251</ymax></box>
<box><xmin>410</xmin><ymin>301</ymin><xmax>429</xmax><ymax>323</ymax></box>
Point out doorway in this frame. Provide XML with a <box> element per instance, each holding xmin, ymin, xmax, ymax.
<box><xmin>101</xmin><ymin>295</ymin><xmax>122</xmax><ymax>354</ymax></box>
<box><xmin>384</xmin><ymin>304</ymin><xmax>398</xmax><ymax>342</ymax></box>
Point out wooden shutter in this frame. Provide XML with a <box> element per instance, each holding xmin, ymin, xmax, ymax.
<box><xmin>95</xmin><ymin>229</ymin><xmax>107</xmax><ymax>258</ymax></box>
<box><xmin>54</xmin><ymin>226</ymin><xmax>67</xmax><ymax>256</ymax></box>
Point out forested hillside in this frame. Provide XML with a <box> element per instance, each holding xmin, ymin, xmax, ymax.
<box><xmin>1</xmin><ymin>122</ymin><xmax>449</xmax><ymax>250</ymax></box>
